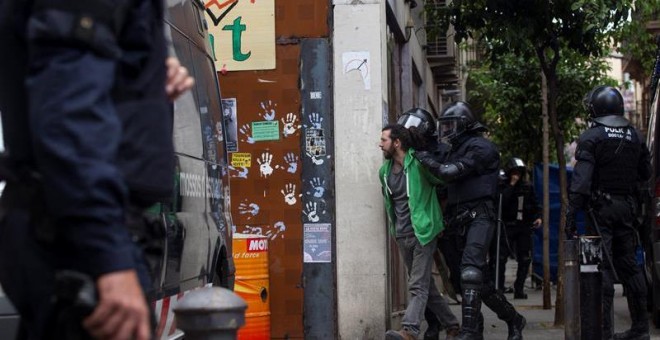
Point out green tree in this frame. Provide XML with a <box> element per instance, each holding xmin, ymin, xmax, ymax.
<box><xmin>427</xmin><ymin>0</ymin><xmax>633</xmax><ymax>325</ymax></box>
<box><xmin>469</xmin><ymin>47</ymin><xmax>614</xmax><ymax>164</ymax></box>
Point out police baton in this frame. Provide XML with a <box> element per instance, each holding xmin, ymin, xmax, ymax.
<box><xmin>586</xmin><ymin>207</ymin><xmax>620</xmax><ymax>283</ymax></box>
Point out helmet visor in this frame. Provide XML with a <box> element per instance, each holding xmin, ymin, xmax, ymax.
<box><xmin>439</xmin><ymin>119</ymin><xmax>458</xmax><ymax>141</ymax></box>
<box><xmin>397</xmin><ymin>114</ymin><xmax>423</xmax><ymax>129</ymax></box>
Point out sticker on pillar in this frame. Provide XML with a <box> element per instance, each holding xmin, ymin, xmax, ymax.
<box><xmin>305</xmin><ymin>128</ymin><xmax>326</xmax><ymax>164</ymax></box>
<box><xmin>222</xmin><ymin>98</ymin><xmax>239</xmax><ymax>152</ymax></box>
<box><xmin>342</xmin><ymin>51</ymin><xmax>371</xmax><ymax>90</ymax></box>
<box><xmin>579</xmin><ymin>236</ymin><xmax>602</xmax><ymax>273</ymax></box>
<box><xmin>304</xmin><ymin>223</ymin><xmax>331</xmax><ymax>263</ymax></box>
<box><xmin>252</xmin><ymin>121</ymin><xmax>280</xmax><ymax>141</ymax></box>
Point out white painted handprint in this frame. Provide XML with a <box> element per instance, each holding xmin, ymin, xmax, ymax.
<box><xmin>284</xmin><ymin>152</ymin><xmax>299</xmax><ymax>174</ymax></box>
<box><xmin>281</xmin><ymin>112</ymin><xmax>300</xmax><ymax>137</ymax></box>
<box><xmin>303</xmin><ymin>201</ymin><xmax>320</xmax><ymax>222</ymax></box>
<box><xmin>281</xmin><ymin>183</ymin><xmax>297</xmax><ymax>205</ymax></box>
<box><xmin>306</xmin><ymin>152</ymin><xmax>324</xmax><ymax>165</ymax></box>
<box><xmin>259</xmin><ymin>100</ymin><xmax>276</xmax><ymax>121</ymax></box>
<box><xmin>308</xmin><ymin>177</ymin><xmax>326</xmax><ymax>198</ymax></box>
<box><xmin>257</xmin><ymin>152</ymin><xmax>274</xmax><ymax>177</ymax></box>
<box><xmin>239</xmin><ymin>124</ymin><xmax>255</xmax><ymax>144</ymax></box>
<box><xmin>309</xmin><ymin>112</ymin><xmax>323</xmax><ymax>129</ymax></box>
<box><xmin>228</xmin><ymin>165</ymin><xmax>249</xmax><ymax>179</ymax></box>
<box><xmin>238</xmin><ymin>200</ymin><xmax>260</xmax><ymax>219</ymax></box>
<box><xmin>264</xmin><ymin>221</ymin><xmax>286</xmax><ymax>240</ymax></box>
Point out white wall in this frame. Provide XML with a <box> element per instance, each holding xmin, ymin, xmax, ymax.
<box><xmin>333</xmin><ymin>0</ymin><xmax>389</xmax><ymax>338</ymax></box>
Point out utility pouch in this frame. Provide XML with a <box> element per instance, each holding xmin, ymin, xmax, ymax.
<box><xmin>447</xmin><ymin>209</ymin><xmax>477</xmax><ymax>236</ymax></box>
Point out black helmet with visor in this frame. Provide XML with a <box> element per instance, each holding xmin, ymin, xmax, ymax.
<box><xmin>397</xmin><ymin>107</ymin><xmax>437</xmax><ymax>138</ymax></box>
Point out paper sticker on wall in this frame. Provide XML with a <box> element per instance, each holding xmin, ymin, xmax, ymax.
<box><xmin>342</xmin><ymin>51</ymin><xmax>370</xmax><ymax>90</ymax></box>
<box><xmin>252</xmin><ymin>121</ymin><xmax>280</xmax><ymax>141</ymax></box>
<box><xmin>305</xmin><ymin>128</ymin><xmax>326</xmax><ymax>157</ymax></box>
<box><xmin>304</xmin><ymin>223</ymin><xmax>331</xmax><ymax>263</ymax></box>
<box><xmin>231</xmin><ymin>152</ymin><xmax>252</xmax><ymax>168</ymax></box>
<box><xmin>221</xmin><ymin>98</ymin><xmax>239</xmax><ymax>152</ymax></box>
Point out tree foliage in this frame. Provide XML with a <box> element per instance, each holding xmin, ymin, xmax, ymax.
<box><xmin>468</xmin><ymin>48</ymin><xmax>615</xmax><ymax>165</ymax></box>
<box><xmin>615</xmin><ymin>0</ymin><xmax>660</xmax><ymax>80</ymax></box>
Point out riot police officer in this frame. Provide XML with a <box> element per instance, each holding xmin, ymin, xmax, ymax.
<box><xmin>0</xmin><ymin>0</ymin><xmax>190</xmax><ymax>338</ymax></box>
<box><xmin>415</xmin><ymin>101</ymin><xmax>525</xmax><ymax>340</ymax></box>
<box><xmin>492</xmin><ymin>157</ymin><xmax>541</xmax><ymax>299</ymax></box>
<box><xmin>566</xmin><ymin>86</ymin><xmax>651</xmax><ymax>340</ymax></box>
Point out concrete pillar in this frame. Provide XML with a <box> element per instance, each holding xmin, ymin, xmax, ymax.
<box><xmin>333</xmin><ymin>0</ymin><xmax>389</xmax><ymax>338</ymax></box>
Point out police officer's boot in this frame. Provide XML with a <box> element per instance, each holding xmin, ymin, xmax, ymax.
<box><xmin>614</xmin><ymin>293</ymin><xmax>650</xmax><ymax>340</ymax></box>
<box><xmin>456</xmin><ymin>288</ymin><xmax>483</xmax><ymax>340</ymax></box>
<box><xmin>482</xmin><ymin>289</ymin><xmax>525</xmax><ymax>340</ymax></box>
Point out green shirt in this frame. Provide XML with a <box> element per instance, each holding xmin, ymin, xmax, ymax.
<box><xmin>379</xmin><ymin>149</ymin><xmax>445</xmax><ymax>245</ymax></box>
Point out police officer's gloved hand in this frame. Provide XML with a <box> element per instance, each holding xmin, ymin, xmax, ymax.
<box><xmin>565</xmin><ymin>207</ymin><xmax>577</xmax><ymax>240</ymax></box>
<box><xmin>412</xmin><ymin>150</ymin><xmax>432</xmax><ymax>163</ymax></box>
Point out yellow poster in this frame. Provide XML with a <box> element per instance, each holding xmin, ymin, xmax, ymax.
<box><xmin>204</xmin><ymin>0</ymin><xmax>275</xmax><ymax>71</ymax></box>
<box><xmin>231</xmin><ymin>152</ymin><xmax>252</xmax><ymax>168</ymax></box>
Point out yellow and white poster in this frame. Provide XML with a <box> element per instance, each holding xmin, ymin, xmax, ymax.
<box><xmin>204</xmin><ymin>0</ymin><xmax>276</xmax><ymax>71</ymax></box>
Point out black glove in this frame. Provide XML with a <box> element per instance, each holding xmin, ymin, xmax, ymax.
<box><xmin>565</xmin><ymin>208</ymin><xmax>577</xmax><ymax>240</ymax></box>
<box><xmin>412</xmin><ymin>150</ymin><xmax>432</xmax><ymax>162</ymax></box>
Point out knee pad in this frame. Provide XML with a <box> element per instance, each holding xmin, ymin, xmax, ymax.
<box><xmin>461</xmin><ymin>266</ymin><xmax>483</xmax><ymax>289</ymax></box>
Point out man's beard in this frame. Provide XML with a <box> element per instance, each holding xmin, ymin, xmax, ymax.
<box><xmin>383</xmin><ymin>145</ymin><xmax>395</xmax><ymax>159</ymax></box>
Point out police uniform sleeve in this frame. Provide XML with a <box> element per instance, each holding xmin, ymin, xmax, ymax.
<box><xmin>25</xmin><ymin>1</ymin><xmax>138</xmax><ymax>277</ymax></box>
<box><xmin>453</xmin><ymin>138</ymin><xmax>499</xmax><ymax>179</ymax></box>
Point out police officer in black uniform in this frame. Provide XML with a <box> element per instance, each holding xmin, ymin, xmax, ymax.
<box><xmin>566</xmin><ymin>86</ymin><xmax>651</xmax><ymax>340</ymax></box>
<box><xmin>415</xmin><ymin>101</ymin><xmax>525</xmax><ymax>340</ymax></box>
<box><xmin>492</xmin><ymin>157</ymin><xmax>541</xmax><ymax>299</ymax></box>
<box><xmin>0</xmin><ymin>0</ymin><xmax>189</xmax><ymax>338</ymax></box>
<box><xmin>398</xmin><ymin>108</ymin><xmax>460</xmax><ymax>340</ymax></box>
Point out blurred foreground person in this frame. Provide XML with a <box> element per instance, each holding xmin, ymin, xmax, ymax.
<box><xmin>0</xmin><ymin>0</ymin><xmax>192</xmax><ymax>338</ymax></box>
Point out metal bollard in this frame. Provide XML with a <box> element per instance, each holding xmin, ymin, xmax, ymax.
<box><xmin>174</xmin><ymin>286</ymin><xmax>247</xmax><ymax>340</ymax></box>
<box><xmin>579</xmin><ymin>236</ymin><xmax>602</xmax><ymax>340</ymax></box>
<box><xmin>564</xmin><ymin>239</ymin><xmax>580</xmax><ymax>340</ymax></box>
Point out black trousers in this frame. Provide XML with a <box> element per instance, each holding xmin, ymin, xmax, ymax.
<box><xmin>490</xmin><ymin>224</ymin><xmax>531</xmax><ymax>292</ymax></box>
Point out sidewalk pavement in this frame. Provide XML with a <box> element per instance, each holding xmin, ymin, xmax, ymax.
<box><xmin>431</xmin><ymin>261</ymin><xmax>660</xmax><ymax>339</ymax></box>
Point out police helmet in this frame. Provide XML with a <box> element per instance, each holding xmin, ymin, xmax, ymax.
<box><xmin>505</xmin><ymin>157</ymin><xmax>526</xmax><ymax>176</ymax></box>
<box><xmin>583</xmin><ymin>86</ymin><xmax>629</xmax><ymax>127</ymax></box>
<box><xmin>438</xmin><ymin>101</ymin><xmax>482</xmax><ymax>143</ymax></box>
<box><xmin>397</xmin><ymin>108</ymin><xmax>437</xmax><ymax>138</ymax></box>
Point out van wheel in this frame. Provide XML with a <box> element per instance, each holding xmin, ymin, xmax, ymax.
<box><xmin>212</xmin><ymin>256</ymin><xmax>229</xmax><ymax>288</ymax></box>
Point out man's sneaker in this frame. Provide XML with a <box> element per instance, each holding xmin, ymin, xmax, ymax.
<box><xmin>513</xmin><ymin>291</ymin><xmax>528</xmax><ymax>299</ymax></box>
<box><xmin>385</xmin><ymin>329</ymin><xmax>416</xmax><ymax>340</ymax></box>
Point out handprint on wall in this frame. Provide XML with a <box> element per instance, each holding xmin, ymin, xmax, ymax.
<box><xmin>309</xmin><ymin>112</ymin><xmax>323</xmax><ymax>129</ymax></box>
<box><xmin>239</xmin><ymin>124</ymin><xmax>255</xmax><ymax>144</ymax></box>
<box><xmin>258</xmin><ymin>100</ymin><xmax>277</xmax><ymax>121</ymax></box>
<box><xmin>238</xmin><ymin>200</ymin><xmax>260</xmax><ymax>220</ymax></box>
<box><xmin>257</xmin><ymin>152</ymin><xmax>274</xmax><ymax>178</ymax></box>
<box><xmin>228</xmin><ymin>165</ymin><xmax>249</xmax><ymax>179</ymax></box>
<box><xmin>307</xmin><ymin>177</ymin><xmax>326</xmax><ymax>198</ymax></box>
<box><xmin>281</xmin><ymin>113</ymin><xmax>300</xmax><ymax>137</ymax></box>
<box><xmin>265</xmin><ymin>221</ymin><xmax>287</xmax><ymax>240</ymax></box>
<box><xmin>303</xmin><ymin>201</ymin><xmax>320</xmax><ymax>222</ymax></box>
<box><xmin>283</xmin><ymin>152</ymin><xmax>299</xmax><ymax>174</ymax></box>
<box><xmin>281</xmin><ymin>183</ymin><xmax>298</xmax><ymax>206</ymax></box>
